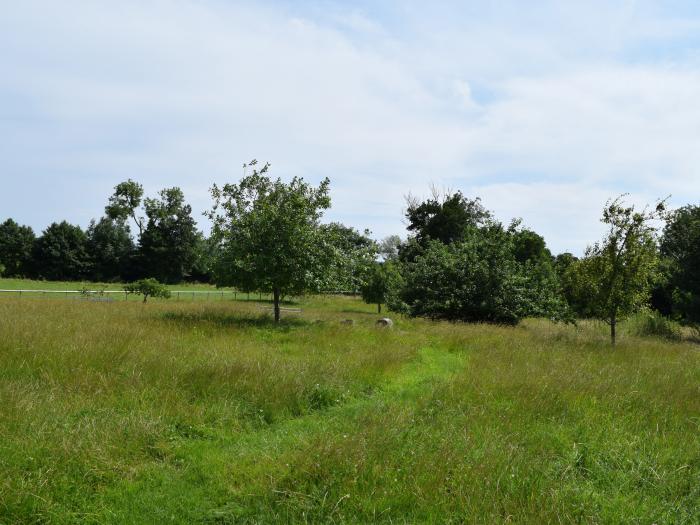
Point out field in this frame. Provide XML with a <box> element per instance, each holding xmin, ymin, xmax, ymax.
<box><xmin>1</xmin><ymin>285</ymin><xmax>699</xmax><ymax>523</ymax></box>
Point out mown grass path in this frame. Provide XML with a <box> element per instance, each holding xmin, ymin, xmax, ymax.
<box><xmin>94</xmin><ymin>347</ymin><xmax>467</xmax><ymax>524</ymax></box>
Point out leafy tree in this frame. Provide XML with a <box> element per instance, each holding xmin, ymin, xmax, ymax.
<box><xmin>564</xmin><ymin>196</ymin><xmax>665</xmax><ymax>345</ymax></box>
<box><xmin>660</xmin><ymin>204</ymin><xmax>700</xmax><ymax>323</ymax></box>
<box><xmin>209</xmin><ymin>161</ymin><xmax>335</xmax><ymax>322</ymax></box>
<box><xmin>400</xmin><ymin>189</ymin><xmax>490</xmax><ymax>263</ymax></box>
<box><xmin>405</xmin><ymin>189</ymin><xmax>490</xmax><ymax>245</ymax></box>
<box><xmin>398</xmin><ymin>224</ymin><xmax>528</xmax><ymax>324</ymax></box>
<box><xmin>124</xmin><ymin>278</ymin><xmax>171</xmax><ymax>303</ymax></box>
<box><xmin>553</xmin><ymin>252</ymin><xmax>578</xmax><ymax>277</ymax></box>
<box><xmin>105</xmin><ymin>179</ymin><xmax>145</xmax><ymax>235</ymax></box>
<box><xmin>32</xmin><ymin>221</ymin><xmax>90</xmax><ymax>280</ymax></box>
<box><xmin>378</xmin><ymin>235</ymin><xmax>402</xmax><ymax>262</ymax></box>
<box><xmin>360</xmin><ymin>262</ymin><xmax>401</xmax><ymax>313</ymax></box>
<box><xmin>322</xmin><ymin>222</ymin><xmax>377</xmax><ymax>292</ymax></box>
<box><xmin>86</xmin><ymin>217</ymin><xmax>134</xmax><ymax>281</ymax></box>
<box><xmin>139</xmin><ymin>187</ymin><xmax>199</xmax><ymax>283</ymax></box>
<box><xmin>510</xmin><ymin>224</ymin><xmax>570</xmax><ymax>320</ymax></box>
<box><xmin>0</xmin><ymin>218</ymin><xmax>35</xmax><ymax>277</ymax></box>
<box><xmin>512</xmin><ymin>227</ymin><xmax>551</xmax><ymax>265</ymax></box>
<box><xmin>188</xmin><ymin>232</ymin><xmax>218</xmax><ymax>283</ymax></box>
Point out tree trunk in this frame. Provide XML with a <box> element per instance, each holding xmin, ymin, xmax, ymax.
<box><xmin>610</xmin><ymin>311</ymin><xmax>616</xmax><ymax>347</ymax></box>
<box><xmin>143</xmin><ymin>295</ymin><xmax>148</xmax><ymax>304</ymax></box>
<box><xmin>273</xmin><ymin>288</ymin><xmax>281</xmax><ymax>323</ymax></box>
<box><xmin>377</xmin><ymin>303</ymin><xmax>381</xmax><ymax>314</ymax></box>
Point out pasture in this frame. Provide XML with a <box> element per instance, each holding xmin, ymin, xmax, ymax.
<box><xmin>0</xmin><ymin>288</ymin><xmax>698</xmax><ymax>523</ymax></box>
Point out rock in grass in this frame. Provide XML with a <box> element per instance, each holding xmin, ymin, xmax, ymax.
<box><xmin>340</xmin><ymin>319</ymin><xmax>355</xmax><ymax>326</ymax></box>
<box><xmin>376</xmin><ymin>318</ymin><xmax>393</xmax><ymax>328</ymax></box>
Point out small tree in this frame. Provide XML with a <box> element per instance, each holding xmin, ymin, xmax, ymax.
<box><xmin>209</xmin><ymin>161</ymin><xmax>336</xmax><ymax>322</ymax></box>
<box><xmin>124</xmin><ymin>278</ymin><xmax>171</xmax><ymax>303</ymax></box>
<box><xmin>360</xmin><ymin>262</ymin><xmax>399</xmax><ymax>314</ymax></box>
<box><xmin>565</xmin><ymin>196</ymin><xmax>665</xmax><ymax>345</ymax></box>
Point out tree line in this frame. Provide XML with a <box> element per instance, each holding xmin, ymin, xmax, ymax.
<box><xmin>0</xmin><ymin>180</ymin><xmax>212</xmax><ymax>284</ymax></box>
<box><xmin>1</xmin><ymin>162</ymin><xmax>699</xmax><ymax>340</ymax></box>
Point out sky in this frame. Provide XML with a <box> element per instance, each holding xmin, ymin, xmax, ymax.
<box><xmin>2</xmin><ymin>0</ymin><xmax>700</xmax><ymax>255</ymax></box>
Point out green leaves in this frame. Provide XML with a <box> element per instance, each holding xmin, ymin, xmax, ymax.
<box><xmin>397</xmin><ymin>223</ymin><xmax>565</xmax><ymax>324</ymax></box>
<box><xmin>660</xmin><ymin>204</ymin><xmax>700</xmax><ymax>323</ymax></box>
<box><xmin>209</xmin><ymin>163</ymin><xmax>336</xmax><ymax>300</ymax></box>
<box><xmin>123</xmin><ymin>278</ymin><xmax>171</xmax><ymax>303</ymax></box>
<box><xmin>564</xmin><ymin>195</ymin><xmax>665</xmax><ymax>343</ymax></box>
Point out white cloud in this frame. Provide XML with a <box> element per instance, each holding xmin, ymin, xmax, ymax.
<box><xmin>1</xmin><ymin>1</ymin><xmax>700</xmax><ymax>254</ymax></box>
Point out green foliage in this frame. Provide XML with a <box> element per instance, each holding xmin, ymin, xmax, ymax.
<box><xmin>360</xmin><ymin>261</ymin><xmax>400</xmax><ymax>313</ymax></box>
<box><xmin>564</xmin><ymin>196</ymin><xmax>665</xmax><ymax>344</ymax></box>
<box><xmin>209</xmin><ymin>161</ymin><xmax>336</xmax><ymax>321</ymax></box>
<box><xmin>105</xmin><ymin>179</ymin><xmax>145</xmax><ymax>235</ymax></box>
<box><xmin>378</xmin><ymin>234</ymin><xmax>402</xmax><ymax>261</ymax></box>
<box><xmin>0</xmin><ymin>262</ymin><xmax>4</xmax><ymax>276</ymax></box>
<box><xmin>322</xmin><ymin>222</ymin><xmax>377</xmax><ymax>291</ymax></box>
<box><xmin>0</xmin><ymin>218</ymin><xmax>35</xmax><ymax>277</ymax></box>
<box><xmin>627</xmin><ymin>308</ymin><xmax>682</xmax><ymax>341</ymax></box>
<box><xmin>123</xmin><ymin>278</ymin><xmax>171</xmax><ymax>303</ymax></box>
<box><xmin>31</xmin><ymin>221</ymin><xmax>90</xmax><ymax>281</ymax></box>
<box><xmin>139</xmin><ymin>187</ymin><xmax>199</xmax><ymax>283</ymax></box>
<box><xmin>86</xmin><ymin>217</ymin><xmax>134</xmax><ymax>282</ymax></box>
<box><xmin>188</xmin><ymin>232</ymin><xmax>219</xmax><ymax>283</ymax></box>
<box><xmin>399</xmin><ymin>226</ymin><xmax>522</xmax><ymax>324</ymax></box>
<box><xmin>553</xmin><ymin>251</ymin><xmax>578</xmax><ymax>277</ymax></box>
<box><xmin>660</xmin><ymin>204</ymin><xmax>700</xmax><ymax>323</ymax></box>
<box><xmin>405</xmin><ymin>189</ymin><xmax>490</xmax><ymax>246</ymax></box>
<box><xmin>397</xmin><ymin>217</ymin><xmax>567</xmax><ymax>324</ymax></box>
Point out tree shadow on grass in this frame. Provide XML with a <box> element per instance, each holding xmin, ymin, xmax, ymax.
<box><xmin>340</xmin><ymin>308</ymin><xmax>375</xmax><ymax>315</ymax></box>
<box><xmin>160</xmin><ymin>310</ymin><xmax>308</xmax><ymax>330</ymax></box>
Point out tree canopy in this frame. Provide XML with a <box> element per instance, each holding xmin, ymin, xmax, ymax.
<box><xmin>659</xmin><ymin>204</ymin><xmax>700</xmax><ymax>323</ymax></box>
<box><xmin>0</xmin><ymin>218</ymin><xmax>35</xmax><ymax>278</ymax></box>
<box><xmin>563</xmin><ymin>196</ymin><xmax>665</xmax><ymax>344</ymax></box>
<box><xmin>139</xmin><ymin>187</ymin><xmax>198</xmax><ymax>283</ymax></box>
<box><xmin>209</xmin><ymin>161</ymin><xmax>336</xmax><ymax>322</ymax></box>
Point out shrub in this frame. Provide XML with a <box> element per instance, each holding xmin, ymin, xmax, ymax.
<box><xmin>628</xmin><ymin>309</ymin><xmax>682</xmax><ymax>340</ymax></box>
<box><xmin>124</xmin><ymin>278</ymin><xmax>171</xmax><ymax>303</ymax></box>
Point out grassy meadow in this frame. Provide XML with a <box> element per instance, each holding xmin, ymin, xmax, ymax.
<box><xmin>0</xmin><ymin>285</ymin><xmax>699</xmax><ymax>523</ymax></box>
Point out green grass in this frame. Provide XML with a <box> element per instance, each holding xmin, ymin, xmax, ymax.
<box><xmin>0</xmin><ymin>292</ymin><xmax>698</xmax><ymax>523</ymax></box>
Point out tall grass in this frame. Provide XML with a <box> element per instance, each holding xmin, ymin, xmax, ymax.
<box><xmin>0</xmin><ymin>295</ymin><xmax>698</xmax><ymax>523</ymax></box>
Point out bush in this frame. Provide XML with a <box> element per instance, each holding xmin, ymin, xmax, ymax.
<box><xmin>123</xmin><ymin>278</ymin><xmax>171</xmax><ymax>303</ymax></box>
<box><xmin>627</xmin><ymin>309</ymin><xmax>682</xmax><ymax>340</ymax></box>
<box><xmin>398</xmin><ymin>227</ymin><xmax>525</xmax><ymax>324</ymax></box>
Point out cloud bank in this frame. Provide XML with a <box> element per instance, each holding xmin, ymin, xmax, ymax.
<box><xmin>1</xmin><ymin>0</ymin><xmax>700</xmax><ymax>253</ymax></box>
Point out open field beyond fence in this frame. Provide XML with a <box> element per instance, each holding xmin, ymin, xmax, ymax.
<box><xmin>0</xmin><ymin>289</ymin><xmax>699</xmax><ymax>523</ymax></box>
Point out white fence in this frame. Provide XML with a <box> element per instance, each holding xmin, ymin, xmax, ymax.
<box><xmin>0</xmin><ymin>289</ymin><xmax>263</xmax><ymax>301</ymax></box>
<box><xmin>0</xmin><ymin>289</ymin><xmax>357</xmax><ymax>301</ymax></box>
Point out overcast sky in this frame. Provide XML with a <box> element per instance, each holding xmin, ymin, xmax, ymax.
<box><xmin>2</xmin><ymin>0</ymin><xmax>700</xmax><ymax>254</ymax></box>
